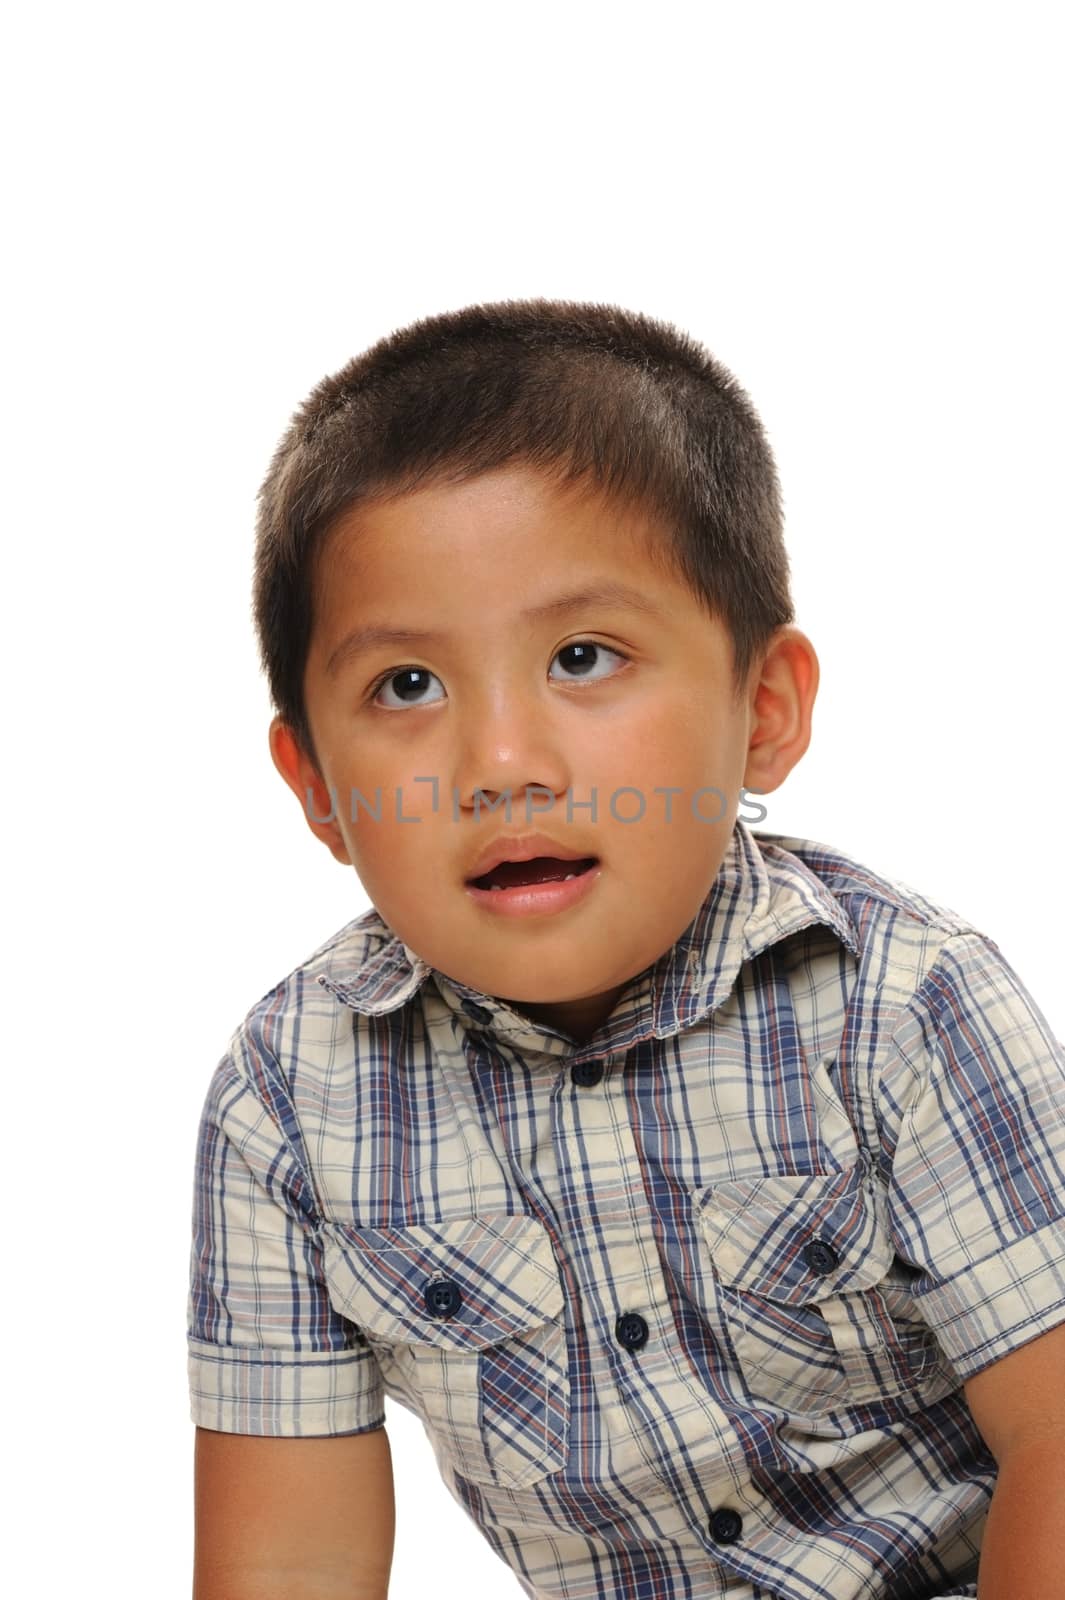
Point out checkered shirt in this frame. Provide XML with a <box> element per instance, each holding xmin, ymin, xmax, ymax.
<box><xmin>187</xmin><ymin>819</ymin><xmax>1065</xmax><ymax>1599</ymax></box>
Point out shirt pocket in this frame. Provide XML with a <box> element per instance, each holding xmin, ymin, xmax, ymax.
<box><xmin>696</xmin><ymin>1164</ymin><xmax>946</xmax><ymax>1415</ymax></box>
<box><xmin>319</xmin><ymin>1211</ymin><xmax>569</xmax><ymax>1490</ymax></box>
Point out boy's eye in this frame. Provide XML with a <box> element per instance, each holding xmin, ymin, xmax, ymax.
<box><xmin>370</xmin><ymin>666</ymin><xmax>446</xmax><ymax>709</ymax></box>
<box><xmin>548</xmin><ymin>641</ymin><xmax>627</xmax><ymax>682</ymax></box>
<box><xmin>369</xmin><ymin>641</ymin><xmax>627</xmax><ymax>709</ymax></box>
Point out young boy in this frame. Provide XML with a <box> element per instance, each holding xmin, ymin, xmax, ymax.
<box><xmin>187</xmin><ymin>299</ymin><xmax>1065</xmax><ymax>1600</ymax></box>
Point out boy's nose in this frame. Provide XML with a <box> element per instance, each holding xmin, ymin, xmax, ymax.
<box><xmin>452</xmin><ymin>694</ymin><xmax>572</xmax><ymax>817</ymax></box>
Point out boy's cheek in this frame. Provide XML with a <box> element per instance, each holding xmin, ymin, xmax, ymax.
<box><xmin>340</xmin><ymin>814</ymin><xmax>443</xmax><ymax>896</ymax></box>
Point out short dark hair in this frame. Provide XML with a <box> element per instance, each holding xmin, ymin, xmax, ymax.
<box><xmin>253</xmin><ymin>298</ymin><xmax>794</xmax><ymax>762</ymax></box>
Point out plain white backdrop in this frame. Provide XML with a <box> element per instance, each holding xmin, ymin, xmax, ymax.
<box><xmin>4</xmin><ymin>3</ymin><xmax>1062</xmax><ymax>1596</ymax></box>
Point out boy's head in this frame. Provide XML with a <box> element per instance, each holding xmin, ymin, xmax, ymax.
<box><xmin>257</xmin><ymin>299</ymin><xmax>818</xmax><ymax>1040</ymax></box>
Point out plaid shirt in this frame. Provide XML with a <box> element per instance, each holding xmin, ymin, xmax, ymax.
<box><xmin>187</xmin><ymin>819</ymin><xmax>1065</xmax><ymax>1600</ymax></box>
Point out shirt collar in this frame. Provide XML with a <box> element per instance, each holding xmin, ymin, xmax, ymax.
<box><xmin>315</xmin><ymin>817</ymin><xmax>861</xmax><ymax>1062</ymax></box>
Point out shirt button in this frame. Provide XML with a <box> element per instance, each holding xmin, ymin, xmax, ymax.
<box><xmin>424</xmin><ymin>1278</ymin><xmax>463</xmax><ymax>1318</ymax></box>
<box><xmin>572</xmin><ymin>1060</ymin><xmax>604</xmax><ymax>1087</ymax></box>
<box><xmin>709</xmin><ymin>1507</ymin><xmax>743</xmax><ymax>1544</ymax></box>
<box><xmin>802</xmin><ymin>1238</ymin><xmax>840</xmax><ymax>1276</ymax></box>
<box><xmin>615</xmin><ymin>1313</ymin><xmax>649</xmax><ymax>1351</ymax></box>
<box><xmin>461</xmin><ymin>999</ymin><xmax>492</xmax><ymax>1025</ymax></box>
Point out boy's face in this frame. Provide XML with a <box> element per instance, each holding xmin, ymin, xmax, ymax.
<box><xmin>272</xmin><ymin>463</ymin><xmax>816</xmax><ymax>1042</ymax></box>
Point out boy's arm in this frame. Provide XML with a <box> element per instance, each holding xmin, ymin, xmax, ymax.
<box><xmin>878</xmin><ymin>932</ymin><xmax>1065</xmax><ymax>1594</ymax></box>
<box><xmin>963</xmin><ymin>1320</ymin><xmax>1065</xmax><ymax>1600</ymax></box>
<box><xmin>188</xmin><ymin>1042</ymin><xmax>393</xmax><ymax>1595</ymax></box>
<box><xmin>193</xmin><ymin>1424</ymin><xmax>395</xmax><ymax>1600</ymax></box>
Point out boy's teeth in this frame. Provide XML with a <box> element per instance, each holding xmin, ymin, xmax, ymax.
<box><xmin>488</xmin><ymin>871</ymin><xmax>579</xmax><ymax>889</ymax></box>
<box><xmin>476</xmin><ymin>855</ymin><xmax>597</xmax><ymax>890</ymax></box>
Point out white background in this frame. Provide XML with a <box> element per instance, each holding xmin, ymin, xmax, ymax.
<box><xmin>4</xmin><ymin>3</ymin><xmax>1062</xmax><ymax>1596</ymax></box>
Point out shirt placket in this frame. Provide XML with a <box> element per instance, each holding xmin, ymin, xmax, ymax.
<box><xmin>544</xmin><ymin>1042</ymin><xmax>758</xmax><ymax>1563</ymax></box>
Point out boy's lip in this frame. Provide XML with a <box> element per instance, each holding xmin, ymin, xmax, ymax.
<box><xmin>463</xmin><ymin>830</ymin><xmax>600</xmax><ymax>885</ymax></box>
<box><xmin>465</xmin><ymin>862</ymin><xmax>602</xmax><ymax>918</ymax></box>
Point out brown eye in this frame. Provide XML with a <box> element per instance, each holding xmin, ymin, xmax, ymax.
<box><xmin>372</xmin><ymin>667</ymin><xmax>445</xmax><ymax>708</ymax></box>
<box><xmin>549</xmin><ymin>642</ymin><xmax>627</xmax><ymax>682</ymax></box>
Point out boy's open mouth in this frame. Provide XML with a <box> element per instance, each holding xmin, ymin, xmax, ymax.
<box><xmin>467</xmin><ymin>856</ymin><xmax>599</xmax><ymax>892</ymax></box>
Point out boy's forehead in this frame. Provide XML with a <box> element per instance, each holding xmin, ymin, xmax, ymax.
<box><xmin>305</xmin><ymin>468</ymin><xmax>744</xmax><ymax>695</ymax></box>
<box><xmin>315</xmin><ymin>464</ymin><xmax>678</xmax><ymax>601</ymax></box>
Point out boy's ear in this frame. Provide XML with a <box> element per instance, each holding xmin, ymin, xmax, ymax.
<box><xmin>742</xmin><ymin>626</ymin><xmax>820</xmax><ymax>797</ymax></box>
<box><xmin>268</xmin><ymin>716</ymin><xmax>353</xmax><ymax>865</ymax></box>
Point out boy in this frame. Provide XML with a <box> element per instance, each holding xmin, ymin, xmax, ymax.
<box><xmin>188</xmin><ymin>299</ymin><xmax>1065</xmax><ymax>1600</ymax></box>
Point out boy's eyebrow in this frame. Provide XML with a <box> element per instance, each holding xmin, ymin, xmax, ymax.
<box><xmin>325</xmin><ymin>581</ymin><xmax>665</xmax><ymax>676</ymax></box>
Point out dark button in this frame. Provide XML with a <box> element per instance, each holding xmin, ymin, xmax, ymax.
<box><xmin>802</xmin><ymin>1237</ymin><xmax>840</xmax><ymax>1276</ymax></box>
<box><xmin>615</xmin><ymin>1312</ymin><xmax>649</xmax><ymax>1351</ymax></box>
<box><xmin>709</xmin><ymin>1507</ymin><xmax>743</xmax><ymax>1544</ymax></box>
<box><xmin>462</xmin><ymin>998</ymin><xmax>492</xmax><ymax>1025</ymax></box>
<box><xmin>572</xmin><ymin>1060</ymin><xmax>604</xmax><ymax>1087</ymax></box>
<box><xmin>424</xmin><ymin>1278</ymin><xmax>463</xmax><ymax>1318</ymax></box>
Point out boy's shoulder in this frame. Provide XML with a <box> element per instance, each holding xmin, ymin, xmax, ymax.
<box><xmin>751</xmin><ymin>827</ymin><xmax>980</xmax><ymax>936</ymax></box>
<box><xmin>748</xmin><ymin>824</ymin><xmax>985</xmax><ymax>966</ymax></box>
<box><xmin>221</xmin><ymin>900</ymin><xmax>433</xmax><ymax>1074</ymax></box>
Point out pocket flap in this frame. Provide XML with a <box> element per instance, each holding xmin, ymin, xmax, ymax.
<box><xmin>696</xmin><ymin>1164</ymin><xmax>893</xmax><ymax>1303</ymax></box>
<box><xmin>319</xmin><ymin>1212</ymin><xmax>564</xmax><ymax>1350</ymax></box>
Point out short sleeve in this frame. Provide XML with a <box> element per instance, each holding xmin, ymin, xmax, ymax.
<box><xmin>883</xmin><ymin>931</ymin><xmax>1065</xmax><ymax>1378</ymax></box>
<box><xmin>187</xmin><ymin>1049</ymin><xmax>385</xmax><ymax>1435</ymax></box>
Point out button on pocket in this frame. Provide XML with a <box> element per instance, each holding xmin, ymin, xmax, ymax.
<box><xmin>319</xmin><ymin>1212</ymin><xmax>570</xmax><ymax>1490</ymax></box>
<box><xmin>424</xmin><ymin>1278</ymin><xmax>463</xmax><ymax>1318</ymax></box>
<box><xmin>802</xmin><ymin>1238</ymin><xmax>840</xmax><ymax>1276</ymax></box>
<box><xmin>709</xmin><ymin>1508</ymin><xmax>743</xmax><ymax>1544</ymax></box>
<box><xmin>697</xmin><ymin>1165</ymin><xmax>944</xmax><ymax>1415</ymax></box>
<box><xmin>615</xmin><ymin>1313</ymin><xmax>650</xmax><ymax>1351</ymax></box>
